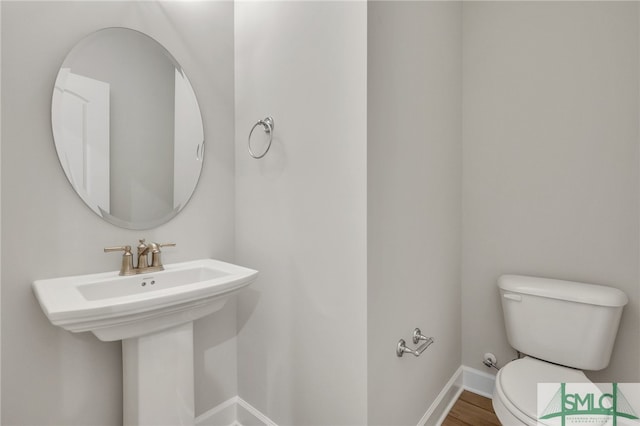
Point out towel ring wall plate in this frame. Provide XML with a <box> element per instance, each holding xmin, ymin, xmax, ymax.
<box><xmin>248</xmin><ymin>116</ymin><xmax>274</xmax><ymax>159</ymax></box>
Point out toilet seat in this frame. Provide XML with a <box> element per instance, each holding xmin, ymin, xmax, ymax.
<box><xmin>492</xmin><ymin>357</ymin><xmax>591</xmax><ymax>425</ymax></box>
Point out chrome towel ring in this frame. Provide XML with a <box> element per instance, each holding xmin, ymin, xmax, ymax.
<box><xmin>248</xmin><ymin>116</ymin><xmax>274</xmax><ymax>159</ymax></box>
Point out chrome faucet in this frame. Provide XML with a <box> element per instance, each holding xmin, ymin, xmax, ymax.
<box><xmin>105</xmin><ymin>239</ymin><xmax>176</xmax><ymax>276</ymax></box>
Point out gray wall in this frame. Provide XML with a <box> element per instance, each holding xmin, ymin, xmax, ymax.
<box><xmin>1</xmin><ymin>1</ymin><xmax>235</xmax><ymax>424</ymax></box>
<box><xmin>462</xmin><ymin>1</ymin><xmax>640</xmax><ymax>382</ymax></box>
<box><xmin>367</xmin><ymin>2</ymin><xmax>462</xmax><ymax>425</ymax></box>
<box><xmin>234</xmin><ymin>2</ymin><xmax>368</xmax><ymax>424</ymax></box>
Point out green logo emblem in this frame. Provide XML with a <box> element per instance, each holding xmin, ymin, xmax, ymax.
<box><xmin>539</xmin><ymin>383</ymin><xmax>639</xmax><ymax>426</ymax></box>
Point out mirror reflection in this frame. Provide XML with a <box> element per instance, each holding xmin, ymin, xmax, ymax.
<box><xmin>52</xmin><ymin>28</ymin><xmax>204</xmax><ymax>229</ymax></box>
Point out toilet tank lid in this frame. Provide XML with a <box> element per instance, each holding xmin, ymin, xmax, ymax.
<box><xmin>498</xmin><ymin>275</ymin><xmax>628</xmax><ymax>307</ymax></box>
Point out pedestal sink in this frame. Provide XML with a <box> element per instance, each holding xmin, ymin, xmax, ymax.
<box><xmin>33</xmin><ymin>259</ymin><xmax>258</xmax><ymax>425</ymax></box>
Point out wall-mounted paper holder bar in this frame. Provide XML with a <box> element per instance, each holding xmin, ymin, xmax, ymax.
<box><xmin>396</xmin><ymin>328</ymin><xmax>434</xmax><ymax>357</ymax></box>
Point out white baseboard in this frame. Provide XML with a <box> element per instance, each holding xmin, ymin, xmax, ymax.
<box><xmin>196</xmin><ymin>365</ymin><xmax>495</xmax><ymax>426</ymax></box>
<box><xmin>418</xmin><ymin>366</ymin><xmax>464</xmax><ymax>426</ymax></box>
<box><xmin>195</xmin><ymin>396</ymin><xmax>277</xmax><ymax>426</ymax></box>
<box><xmin>236</xmin><ymin>397</ymin><xmax>277</xmax><ymax>426</ymax></box>
<box><xmin>195</xmin><ymin>397</ymin><xmax>238</xmax><ymax>426</ymax></box>
<box><xmin>462</xmin><ymin>365</ymin><xmax>496</xmax><ymax>398</ymax></box>
<box><xmin>415</xmin><ymin>365</ymin><xmax>497</xmax><ymax>426</ymax></box>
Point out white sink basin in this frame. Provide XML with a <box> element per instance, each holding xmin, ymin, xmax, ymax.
<box><xmin>33</xmin><ymin>259</ymin><xmax>258</xmax><ymax>341</ymax></box>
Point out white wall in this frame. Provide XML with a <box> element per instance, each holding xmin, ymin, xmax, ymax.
<box><xmin>234</xmin><ymin>2</ymin><xmax>368</xmax><ymax>424</ymax></box>
<box><xmin>462</xmin><ymin>1</ymin><xmax>640</xmax><ymax>382</ymax></box>
<box><xmin>367</xmin><ymin>2</ymin><xmax>462</xmax><ymax>425</ymax></box>
<box><xmin>1</xmin><ymin>2</ymin><xmax>236</xmax><ymax>423</ymax></box>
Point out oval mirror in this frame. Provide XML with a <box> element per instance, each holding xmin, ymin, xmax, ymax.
<box><xmin>52</xmin><ymin>28</ymin><xmax>204</xmax><ymax>229</ymax></box>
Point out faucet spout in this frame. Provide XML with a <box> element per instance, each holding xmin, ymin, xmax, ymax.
<box><xmin>137</xmin><ymin>239</ymin><xmax>150</xmax><ymax>269</ymax></box>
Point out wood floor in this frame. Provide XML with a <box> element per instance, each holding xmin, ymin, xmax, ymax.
<box><xmin>441</xmin><ymin>390</ymin><xmax>501</xmax><ymax>426</ymax></box>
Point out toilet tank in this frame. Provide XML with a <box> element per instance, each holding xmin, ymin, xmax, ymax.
<box><xmin>498</xmin><ymin>275</ymin><xmax>628</xmax><ymax>371</ymax></box>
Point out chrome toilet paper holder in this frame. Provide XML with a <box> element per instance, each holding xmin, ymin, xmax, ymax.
<box><xmin>396</xmin><ymin>328</ymin><xmax>434</xmax><ymax>357</ymax></box>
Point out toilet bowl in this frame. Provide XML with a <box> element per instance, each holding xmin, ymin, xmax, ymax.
<box><xmin>492</xmin><ymin>357</ymin><xmax>590</xmax><ymax>425</ymax></box>
<box><xmin>493</xmin><ymin>275</ymin><xmax>628</xmax><ymax>426</ymax></box>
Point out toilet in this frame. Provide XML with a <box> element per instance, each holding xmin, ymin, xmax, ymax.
<box><xmin>492</xmin><ymin>275</ymin><xmax>628</xmax><ymax>426</ymax></box>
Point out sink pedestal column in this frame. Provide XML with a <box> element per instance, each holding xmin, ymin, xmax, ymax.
<box><xmin>122</xmin><ymin>322</ymin><xmax>195</xmax><ymax>426</ymax></box>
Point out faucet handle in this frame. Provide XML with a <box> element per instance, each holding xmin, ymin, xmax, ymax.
<box><xmin>104</xmin><ymin>245</ymin><xmax>135</xmax><ymax>276</ymax></box>
<box><xmin>148</xmin><ymin>242</ymin><xmax>176</xmax><ymax>252</ymax></box>
<box><xmin>104</xmin><ymin>245</ymin><xmax>132</xmax><ymax>253</ymax></box>
<box><xmin>150</xmin><ymin>242</ymin><xmax>175</xmax><ymax>268</ymax></box>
